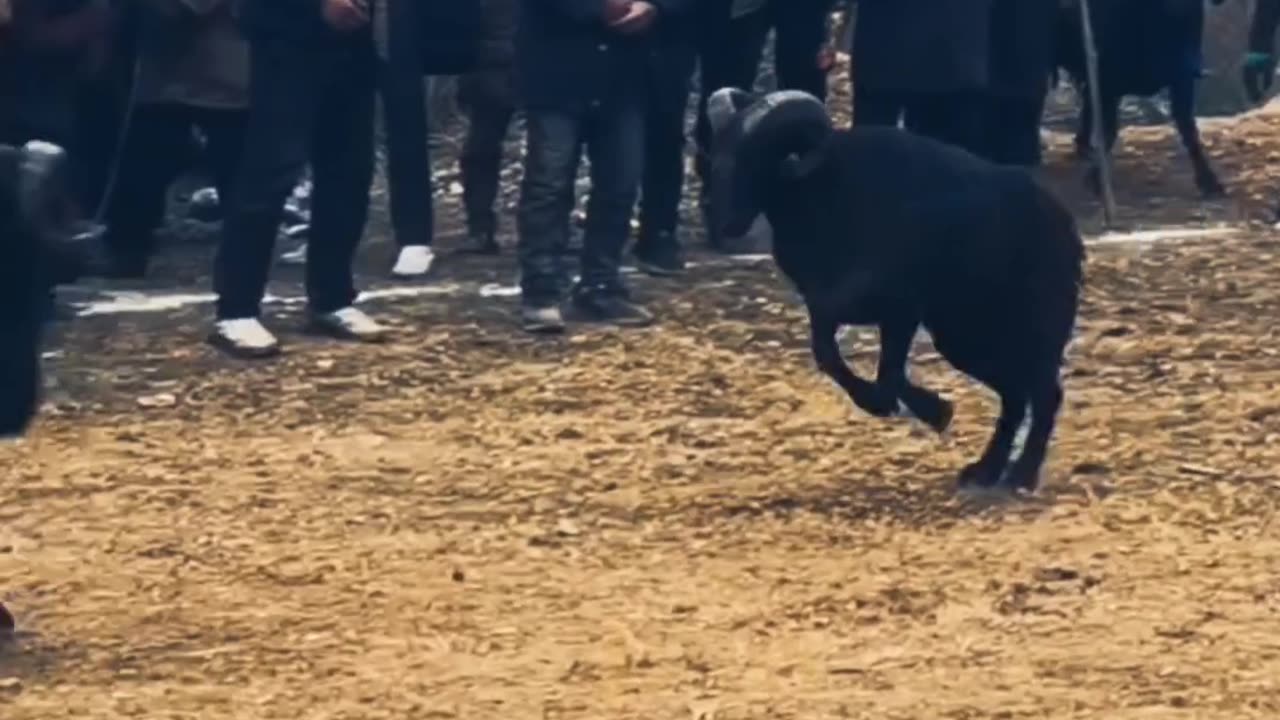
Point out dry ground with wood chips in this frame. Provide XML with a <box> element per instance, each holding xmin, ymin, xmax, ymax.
<box><xmin>5</xmin><ymin>106</ymin><xmax>1280</xmax><ymax>719</ymax></box>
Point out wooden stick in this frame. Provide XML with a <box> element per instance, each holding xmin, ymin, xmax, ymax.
<box><xmin>1078</xmin><ymin>0</ymin><xmax>1117</xmax><ymax>228</ymax></box>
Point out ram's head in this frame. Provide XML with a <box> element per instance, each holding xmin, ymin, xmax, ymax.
<box><xmin>706</xmin><ymin>88</ymin><xmax>833</xmax><ymax>239</ymax></box>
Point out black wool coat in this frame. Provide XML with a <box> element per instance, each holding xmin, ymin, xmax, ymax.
<box><xmin>516</xmin><ymin>0</ymin><xmax>690</xmax><ymax>112</ymax></box>
<box><xmin>850</xmin><ymin>0</ymin><xmax>993</xmax><ymax>94</ymax></box>
<box><xmin>987</xmin><ymin>0</ymin><xmax>1057</xmax><ymax>100</ymax></box>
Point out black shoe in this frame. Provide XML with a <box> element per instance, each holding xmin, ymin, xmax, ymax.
<box><xmin>521</xmin><ymin>303</ymin><xmax>566</xmax><ymax>334</ymax></box>
<box><xmin>461</xmin><ymin>229</ymin><xmax>500</xmax><ymax>255</ymax></box>
<box><xmin>634</xmin><ymin>234</ymin><xmax>685</xmax><ymax>277</ymax></box>
<box><xmin>102</xmin><ymin>255</ymin><xmax>149</xmax><ymax>279</ymax></box>
<box><xmin>571</xmin><ymin>283</ymin><xmax>654</xmax><ymax>327</ymax></box>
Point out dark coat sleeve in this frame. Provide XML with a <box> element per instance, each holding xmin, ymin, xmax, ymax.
<box><xmin>237</xmin><ymin>0</ymin><xmax>328</xmax><ymax>39</ymax></box>
<box><xmin>531</xmin><ymin>0</ymin><xmax>602</xmax><ymax>24</ymax></box>
<box><xmin>650</xmin><ymin>0</ymin><xmax>691</xmax><ymax>16</ymax></box>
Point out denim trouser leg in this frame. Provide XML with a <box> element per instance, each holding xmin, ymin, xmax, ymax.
<box><xmin>580</xmin><ymin>101</ymin><xmax>645</xmax><ymax>289</ymax></box>
<box><xmin>517</xmin><ymin>110</ymin><xmax>582</xmax><ymax>305</ymax></box>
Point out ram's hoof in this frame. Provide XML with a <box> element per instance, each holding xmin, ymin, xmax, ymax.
<box><xmin>927</xmin><ymin>398</ymin><xmax>954</xmax><ymax>435</ymax></box>
<box><xmin>1197</xmin><ymin>177</ymin><xmax>1226</xmax><ymax>199</ymax></box>
<box><xmin>957</xmin><ymin>462</ymin><xmax>1001</xmax><ymax>489</ymax></box>
<box><xmin>1001</xmin><ymin>465</ymin><xmax>1041</xmax><ymax>494</ymax></box>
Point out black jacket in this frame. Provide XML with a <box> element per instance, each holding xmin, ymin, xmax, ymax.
<box><xmin>476</xmin><ymin>0</ymin><xmax>519</xmax><ymax>68</ymax></box>
<box><xmin>516</xmin><ymin>0</ymin><xmax>690</xmax><ymax>111</ymax></box>
<box><xmin>851</xmin><ymin>0</ymin><xmax>992</xmax><ymax>94</ymax></box>
<box><xmin>237</xmin><ymin>0</ymin><xmax>343</xmax><ymax>41</ymax></box>
<box><xmin>987</xmin><ymin>0</ymin><xmax>1056</xmax><ymax>100</ymax></box>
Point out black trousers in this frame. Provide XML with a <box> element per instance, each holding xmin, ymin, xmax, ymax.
<box><xmin>638</xmin><ymin>41</ymin><xmax>698</xmax><ymax>246</ymax></box>
<box><xmin>380</xmin><ymin>0</ymin><xmax>434</xmax><ymax>248</ymax></box>
<box><xmin>853</xmin><ymin>86</ymin><xmax>986</xmax><ymax>156</ymax></box>
<box><xmin>982</xmin><ymin>94</ymin><xmax>1047</xmax><ymax>167</ymax></box>
<box><xmin>215</xmin><ymin>34</ymin><xmax>376</xmax><ymax>320</ymax></box>
<box><xmin>517</xmin><ymin>101</ymin><xmax>644</xmax><ymax>304</ymax></box>
<box><xmin>104</xmin><ymin>104</ymin><xmax>246</xmax><ymax>269</ymax></box>
<box><xmin>693</xmin><ymin>0</ymin><xmax>829</xmax><ymax>188</ymax></box>
<box><xmin>458</xmin><ymin>68</ymin><xmax>517</xmax><ymax>238</ymax></box>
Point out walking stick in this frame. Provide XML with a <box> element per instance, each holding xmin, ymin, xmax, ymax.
<box><xmin>1078</xmin><ymin>0</ymin><xmax>1117</xmax><ymax>228</ymax></box>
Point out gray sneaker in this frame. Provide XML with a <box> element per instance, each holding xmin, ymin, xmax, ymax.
<box><xmin>307</xmin><ymin>306</ymin><xmax>392</xmax><ymax>343</ymax></box>
<box><xmin>208</xmin><ymin>318</ymin><xmax>282</xmax><ymax>359</ymax></box>
<box><xmin>521</xmin><ymin>304</ymin><xmax>566</xmax><ymax>334</ymax></box>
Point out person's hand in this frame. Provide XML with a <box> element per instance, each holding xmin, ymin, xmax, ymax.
<box><xmin>604</xmin><ymin>0</ymin><xmax>631</xmax><ymax>24</ymax></box>
<box><xmin>1244</xmin><ymin>51</ymin><xmax>1276</xmax><ymax>105</ymax></box>
<box><xmin>816</xmin><ymin>45</ymin><xmax>836</xmax><ymax>72</ymax></box>
<box><xmin>609</xmin><ymin>0</ymin><xmax>657</xmax><ymax>34</ymax></box>
<box><xmin>322</xmin><ymin>0</ymin><xmax>369</xmax><ymax>31</ymax></box>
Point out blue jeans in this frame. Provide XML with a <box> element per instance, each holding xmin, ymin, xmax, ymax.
<box><xmin>516</xmin><ymin>102</ymin><xmax>644</xmax><ymax>305</ymax></box>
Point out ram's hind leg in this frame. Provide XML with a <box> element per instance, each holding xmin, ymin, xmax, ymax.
<box><xmin>958</xmin><ymin>384</ymin><xmax>1027</xmax><ymax>489</ymax></box>
<box><xmin>1169</xmin><ymin>76</ymin><xmax>1225</xmax><ymax>198</ymax></box>
<box><xmin>1002</xmin><ymin>374</ymin><xmax>1064</xmax><ymax>493</ymax></box>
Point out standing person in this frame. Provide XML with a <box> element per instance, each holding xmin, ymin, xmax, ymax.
<box><xmin>847</xmin><ymin>0</ymin><xmax>993</xmax><ymax>155</ymax></box>
<box><xmin>101</xmin><ymin>0</ymin><xmax>248</xmax><ymax>278</ymax></box>
<box><xmin>457</xmin><ymin>0</ymin><xmax>519</xmax><ymax>256</ymax></box>
<box><xmin>514</xmin><ymin>0</ymin><xmax>687</xmax><ymax>334</ymax></box>
<box><xmin>982</xmin><ymin>0</ymin><xmax>1056</xmax><ymax>166</ymax></box>
<box><xmin>209</xmin><ymin>0</ymin><xmax>387</xmax><ymax>358</ymax></box>
<box><xmin>633</xmin><ymin>0</ymin><xmax>695</xmax><ymax>276</ymax></box>
<box><xmin>691</xmin><ymin>0</ymin><xmax>835</xmax><ymax>252</ymax></box>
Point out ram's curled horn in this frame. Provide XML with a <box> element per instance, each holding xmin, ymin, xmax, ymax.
<box><xmin>740</xmin><ymin>90</ymin><xmax>833</xmax><ymax>180</ymax></box>
<box><xmin>740</xmin><ymin>90</ymin><xmax>828</xmax><ymax>133</ymax></box>
<box><xmin>707</xmin><ymin>87</ymin><xmax>753</xmax><ymax>134</ymax></box>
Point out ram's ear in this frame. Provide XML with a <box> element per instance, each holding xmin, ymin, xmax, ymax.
<box><xmin>780</xmin><ymin>148</ymin><xmax>824</xmax><ymax>181</ymax></box>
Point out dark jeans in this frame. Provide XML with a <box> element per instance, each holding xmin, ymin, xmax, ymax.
<box><xmin>458</xmin><ymin>68</ymin><xmax>516</xmax><ymax>238</ymax></box>
<box><xmin>380</xmin><ymin>0</ymin><xmax>434</xmax><ymax>248</ymax></box>
<box><xmin>215</xmin><ymin>34</ymin><xmax>376</xmax><ymax>320</ymax></box>
<box><xmin>693</xmin><ymin>0</ymin><xmax>829</xmax><ymax>188</ymax></box>
<box><xmin>517</xmin><ymin>102</ymin><xmax>644</xmax><ymax>305</ymax></box>
<box><xmin>982</xmin><ymin>94</ymin><xmax>1047</xmax><ymax>166</ymax></box>
<box><xmin>639</xmin><ymin>42</ymin><xmax>698</xmax><ymax>246</ymax></box>
<box><xmin>853</xmin><ymin>86</ymin><xmax>986</xmax><ymax>156</ymax></box>
<box><xmin>105</xmin><ymin>104</ymin><xmax>246</xmax><ymax>268</ymax></box>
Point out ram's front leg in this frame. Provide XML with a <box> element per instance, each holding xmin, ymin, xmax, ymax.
<box><xmin>878</xmin><ymin>316</ymin><xmax>954</xmax><ymax>434</ymax></box>
<box><xmin>808</xmin><ymin>310</ymin><xmax>898</xmax><ymax>418</ymax></box>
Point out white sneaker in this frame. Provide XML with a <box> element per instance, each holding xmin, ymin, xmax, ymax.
<box><xmin>391</xmin><ymin>245</ymin><xmax>435</xmax><ymax>278</ymax></box>
<box><xmin>280</xmin><ymin>242</ymin><xmax>307</xmax><ymax>265</ymax></box>
<box><xmin>208</xmin><ymin>318</ymin><xmax>281</xmax><ymax>358</ymax></box>
<box><xmin>307</xmin><ymin>306</ymin><xmax>391</xmax><ymax>343</ymax></box>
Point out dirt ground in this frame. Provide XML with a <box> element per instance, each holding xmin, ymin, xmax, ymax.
<box><xmin>5</xmin><ymin>103</ymin><xmax>1280</xmax><ymax>719</ymax></box>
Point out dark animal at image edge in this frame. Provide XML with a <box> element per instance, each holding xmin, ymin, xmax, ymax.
<box><xmin>1055</xmin><ymin>0</ymin><xmax>1228</xmax><ymax>198</ymax></box>
<box><xmin>707</xmin><ymin>89</ymin><xmax>1085</xmax><ymax>492</ymax></box>
<box><xmin>0</xmin><ymin>142</ymin><xmax>91</xmax><ymax>439</ymax></box>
